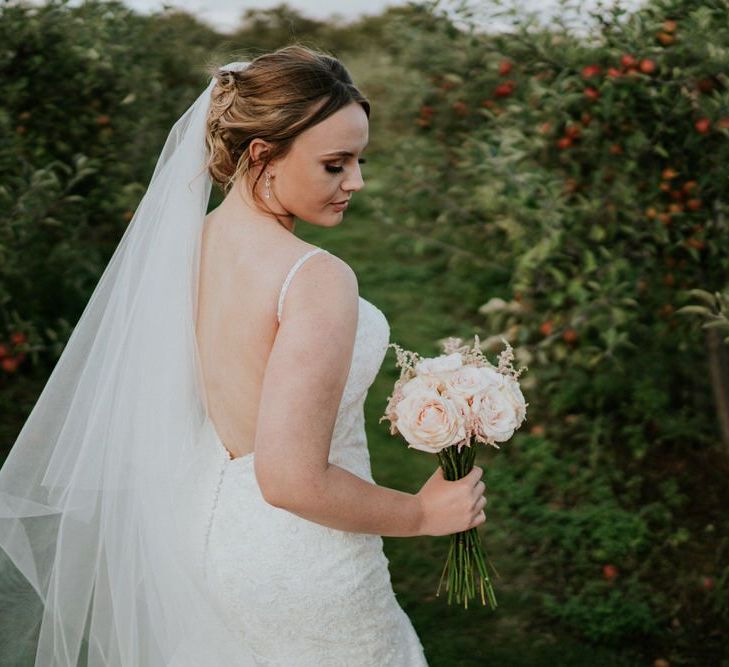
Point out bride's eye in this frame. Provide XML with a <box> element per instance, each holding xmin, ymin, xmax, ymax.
<box><xmin>325</xmin><ymin>158</ymin><xmax>367</xmax><ymax>174</ymax></box>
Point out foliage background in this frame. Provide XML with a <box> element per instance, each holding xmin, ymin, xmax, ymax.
<box><xmin>1</xmin><ymin>0</ymin><xmax>727</xmax><ymax>665</ymax></box>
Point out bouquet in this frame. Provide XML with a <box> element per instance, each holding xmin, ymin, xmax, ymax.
<box><xmin>380</xmin><ymin>335</ymin><xmax>528</xmax><ymax>609</ymax></box>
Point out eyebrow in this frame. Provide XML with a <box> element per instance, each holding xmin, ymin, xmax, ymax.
<box><xmin>321</xmin><ymin>149</ymin><xmax>366</xmax><ymax>157</ymax></box>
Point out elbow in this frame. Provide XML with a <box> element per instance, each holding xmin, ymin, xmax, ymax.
<box><xmin>254</xmin><ymin>461</ymin><xmax>323</xmax><ymax>511</ymax></box>
<box><xmin>255</xmin><ymin>468</ymin><xmax>285</xmax><ymax>508</ymax></box>
<box><xmin>254</xmin><ymin>456</ymin><xmax>285</xmax><ymax>507</ymax></box>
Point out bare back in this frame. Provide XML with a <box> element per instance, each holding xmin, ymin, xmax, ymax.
<box><xmin>195</xmin><ymin>211</ymin><xmax>322</xmax><ymax>460</ymax></box>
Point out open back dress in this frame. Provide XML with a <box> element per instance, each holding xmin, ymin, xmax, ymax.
<box><xmin>185</xmin><ymin>247</ymin><xmax>429</xmax><ymax>666</ymax></box>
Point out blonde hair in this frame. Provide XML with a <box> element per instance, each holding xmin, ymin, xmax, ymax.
<box><xmin>205</xmin><ymin>45</ymin><xmax>370</xmax><ymax>202</ymax></box>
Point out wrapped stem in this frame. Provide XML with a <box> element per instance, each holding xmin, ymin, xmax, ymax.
<box><xmin>434</xmin><ymin>438</ymin><xmax>498</xmax><ymax>609</ymax></box>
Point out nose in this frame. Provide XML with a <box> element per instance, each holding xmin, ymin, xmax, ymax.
<box><xmin>342</xmin><ymin>162</ymin><xmax>365</xmax><ymax>193</ymax></box>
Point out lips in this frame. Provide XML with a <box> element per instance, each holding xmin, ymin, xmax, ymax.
<box><xmin>332</xmin><ymin>199</ymin><xmax>350</xmax><ymax>205</ymax></box>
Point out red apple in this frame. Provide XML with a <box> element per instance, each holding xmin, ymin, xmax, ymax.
<box><xmin>607</xmin><ymin>67</ymin><xmax>622</xmax><ymax>78</ymax></box>
<box><xmin>562</xmin><ymin>328</ymin><xmax>578</xmax><ymax>343</ymax></box>
<box><xmin>584</xmin><ymin>86</ymin><xmax>600</xmax><ymax>101</ymax></box>
<box><xmin>602</xmin><ymin>564</ymin><xmax>618</xmax><ymax>580</ymax></box>
<box><xmin>620</xmin><ymin>54</ymin><xmax>637</xmax><ymax>68</ymax></box>
<box><xmin>695</xmin><ymin>118</ymin><xmax>711</xmax><ymax>134</ymax></box>
<box><xmin>556</xmin><ymin>136</ymin><xmax>573</xmax><ymax>150</ymax></box>
<box><xmin>494</xmin><ymin>81</ymin><xmax>515</xmax><ymax>98</ymax></box>
<box><xmin>686</xmin><ymin>198</ymin><xmax>702</xmax><ymax>211</ymax></box>
<box><xmin>639</xmin><ymin>59</ymin><xmax>657</xmax><ymax>74</ymax></box>
<box><xmin>10</xmin><ymin>332</ymin><xmax>26</xmax><ymax>345</ymax></box>
<box><xmin>498</xmin><ymin>59</ymin><xmax>513</xmax><ymax>76</ymax></box>
<box><xmin>1</xmin><ymin>357</ymin><xmax>19</xmax><ymax>373</ymax></box>
<box><xmin>581</xmin><ymin>65</ymin><xmax>601</xmax><ymax>79</ymax></box>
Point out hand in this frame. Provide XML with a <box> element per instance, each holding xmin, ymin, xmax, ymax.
<box><xmin>416</xmin><ymin>465</ymin><xmax>487</xmax><ymax>537</ymax></box>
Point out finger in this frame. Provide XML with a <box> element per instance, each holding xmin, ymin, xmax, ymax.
<box><xmin>471</xmin><ymin>509</ymin><xmax>486</xmax><ymax>528</ymax></box>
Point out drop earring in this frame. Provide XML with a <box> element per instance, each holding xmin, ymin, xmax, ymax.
<box><xmin>265</xmin><ymin>171</ymin><xmax>271</xmax><ymax>199</ymax></box>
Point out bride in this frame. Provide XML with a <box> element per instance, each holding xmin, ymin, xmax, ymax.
<box><xmin>0</xmin><ymin>45</ymin><xmax>486</xmax><ymax>666</ymax></box>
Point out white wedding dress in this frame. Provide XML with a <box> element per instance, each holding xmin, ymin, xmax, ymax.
<box><xmin>184</xmin><ymin>247</ymin><xmax>429</xmax><ymax>666</ymax></box>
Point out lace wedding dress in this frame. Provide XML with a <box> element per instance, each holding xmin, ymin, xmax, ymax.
<box><xmin>184</xmin><ymin>247</ymin><xmax>429</xmax><ymax>666</ymax></box>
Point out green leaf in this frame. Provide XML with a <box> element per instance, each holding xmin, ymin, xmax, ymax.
<box><xmin>702</xmin><ymin>320</ymin><xmax>729</xmax><ymax>331</ymax></box>
<box><xmin>675</xmin><ymin>305</ymin><xmax>713</xmax><ymax>317</ymax></box>
<box><xmin>685</xmin><ymin>289</ymin><xmax>717</xmax><ymax>307</ymax></box>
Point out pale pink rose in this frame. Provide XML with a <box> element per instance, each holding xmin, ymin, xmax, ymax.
<box><xmin>472</xmin><ymin>388</ymin><xmax>519</xmax><ymax>447</ymax></box>
<box><xmin>401</xmin><ymin>374</ymin><xmax>443</xmax><ymax>397</ymax></box>
<box><xmin>414</xmin><ymin>352</ymin><xmax>463</xmax><ymax>376</ymax></box>
<box><xmin>501</xmin><ymin>375</ymin><xmax>528</xmax><ymax>426</ymax></box>
<box><xmin>444</xmin><ymin>365</ymin><xmax>503</xmax><ymax>402</ymax></box>
<box><xmin>394</xmin><ymin>386</ymin><xmax>466</xmax><ymax>454</ymax></box>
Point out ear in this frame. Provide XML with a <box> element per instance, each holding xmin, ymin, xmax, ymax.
<box><xmin>248</xmin><ymin>138</ymin><xmax>274</xmax><ymax>170</ymax></box>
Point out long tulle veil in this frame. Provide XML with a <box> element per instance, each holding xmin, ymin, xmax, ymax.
<box><xmin>0</xmin><ymin>62</ymin><xmax>258</xmax><ymax>666</ymax></box>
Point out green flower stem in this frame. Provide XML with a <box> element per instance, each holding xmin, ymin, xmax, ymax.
<box><xmin>433</xmin><ymin>439</ymin><xmax>499</xmax><ymax>609</ymax></box>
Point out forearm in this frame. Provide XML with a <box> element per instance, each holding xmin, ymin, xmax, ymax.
<box><xmin>267</xmin><ymin>463</ymin><xmax>423</xmax><ymax>538</ymax></box>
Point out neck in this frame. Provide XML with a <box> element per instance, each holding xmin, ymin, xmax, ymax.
<box><xmin>222</xmin><ymin>178</ymin><xmax>296</xmax><ymax>234</ymax></box>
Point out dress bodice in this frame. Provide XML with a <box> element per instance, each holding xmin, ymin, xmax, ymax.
<box><xmin>324</xmin><ymin>295</ymin><xmax>390</xmax><ymax>480</ymax></box>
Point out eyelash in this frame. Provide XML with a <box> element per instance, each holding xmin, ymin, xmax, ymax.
<box><xmin>325</xmin><ymin>158</ymin><xmax>367</xmax><ymax>174</ymax></box>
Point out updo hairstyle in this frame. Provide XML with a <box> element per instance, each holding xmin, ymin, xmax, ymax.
<box><xmin>205</xmin><ymin>45</ymin><xmax>370</xmax><ymax>200</ymax></box>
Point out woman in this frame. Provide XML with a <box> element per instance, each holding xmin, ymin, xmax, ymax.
<box><xmin>0</xmin><ymin>45</ymin><xmax>486</xmax><ymax>665</ymax></box>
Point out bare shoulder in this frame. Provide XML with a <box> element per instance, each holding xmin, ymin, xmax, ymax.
<box><xmin>279</xmin><ymin>243</ymin><xmax>359</xmax><ymax>323</ymax></box>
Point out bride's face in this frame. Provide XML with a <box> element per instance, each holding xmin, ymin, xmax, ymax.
<box><xmin>261</xmin><ymin>101</ymin><xmax>369</xmax><ymax>227</ymax></box>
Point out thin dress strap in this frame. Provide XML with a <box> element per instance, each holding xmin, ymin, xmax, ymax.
<box><xmin>276</xmin><ymin>247</ymin><xmax>328</xmax><ymax>323</ymax></box>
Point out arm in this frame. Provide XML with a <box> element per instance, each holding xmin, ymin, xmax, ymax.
<box><xmin>252</xmin><ymin>252</ymin><xmax>423</xmax><ymax>538</ymax></box>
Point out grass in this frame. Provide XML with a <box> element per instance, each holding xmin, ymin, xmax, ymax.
<box><xmin>298</xmin><ymin>203</ymin><xmax>646</xmax><ymax>666</ymax></box>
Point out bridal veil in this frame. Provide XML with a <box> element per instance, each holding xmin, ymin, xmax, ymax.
<box><xmin>0</xmin><ymin>62</ymin><xmax>258</xmax><ymax>665</ymax></box>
